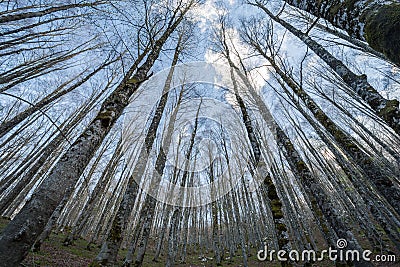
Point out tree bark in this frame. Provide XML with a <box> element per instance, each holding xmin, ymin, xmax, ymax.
<box><xmin>0</xmin><ymin>2</ymin><xmax>105</xmax><ymax>24</ymax></box>
<box><xmin>0</xmin><ymin>57</ymin><xmax>119</xmax><ymax>139</ymax></box>
<box><xmin>282</xmin><ymin>0</ymin><xmax>400</xmax><ymax>66</ymax></box>
<box><xmin>252</xmin><ymin>1</ymin><xmax>400</xmax><ymax>136</ymax></box>
<box><xmin>132</xmin><ymin>41</ymin><xmax>183</xmax><ymax>266</ymax></box>
<box><xmin>0</xmin><ymin>5</ymin><xmax>189</xmax><ymax>262</ymax></box>
<box><xmin>92</xmin><ymin>4</ymin><xmax>195</xmax><ymax>265</ymax></box>
<box><xmin>244</xmin><ymin>7</ymin><xmax>400</xmax><ymax>215</ymax></box>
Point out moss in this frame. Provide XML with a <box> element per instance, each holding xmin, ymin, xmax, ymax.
<box><xmin>110</xmin><ymin>224</ymin><xmax>122</xmax><ymax>242</ymax></box>
<box><xmin>344</xmin><ymin>0</ymin><xmax>358</xmax><ymax>10</ymax></box>
<box><xmin>277</xmin><ymin>239</ymin><xmax>289</xmax><ymax>249</ymax></box>
<box><xmin>271</xmin><ymin>200</ymin><xmax>284</xmax><ymax>220</ymax></box>
<box><xmin>378</xmin><ymin>99</ymin><xmax>400</xmax><ymax>120</ymax></box>
<box><xmin>97</xmin><ymin>110</ymin><xmax>114</xmax><ymax>128</ymax></box>
<box><xmin>127</xmin><ymin>77</ymin><xmax>139</xmax><ymax>84</ymax></box>
<box><xmin>276</xmin><ymin>223</ymin><xmax>287</xmax><ymax>232</ymax></box>
<box><xmin>296</xmin><ymin>160</ymin><xmax>307</xmax><ymax>172</ymax></box>
<box><xmin>365</xmin><ymin>4</ymin><xmax>400</xmax><ymax>65</ymax></box>
<box><xmin>329</xmin><ymin>4</ymin><xmax>341</xmax><ymax>17</ymax></box>
<box><xmin>272</xmin><ymin>209</ymin><xmax>284</xmax><ymax>220</ymax></box>
<box><xmin>310</xmin><ymin>199</ymin><xmax>330</xmax><ymax>235</ymax></box>
<box><xmin>270</xmin><ymin>199</ymin><xmax>282</xmax><ymax>207</ymax></box>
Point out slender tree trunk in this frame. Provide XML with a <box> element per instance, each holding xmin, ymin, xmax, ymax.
<box><xmin>281</xmin><ymin>0</ymin><xmax>400</xmax><ymax>65</ymax></box>
<box><xmin>179</xmin><ymin>207</ymin><xmax>191</xmax><ymax>263</ymax></box>
<box><xmin>221</xmin><ymin>35</ymin><xmax>292</xmax><ymax>262</ymax></box>
<box><xmin>96</xmin><ymin>39</ymin><xmax>184</xmax><ymax>267</ymax></box>
<box><xmin>165</xmin><ymin>209</ymin><xmax>181</xmax><ymax>267</ymax></box>
<box><xmin>64</xmin><ymin>139</ymin><xmax>123</xmax><ymax>246</ymax></box>
<box><xmin>0</xmin><ymin>5</ymin><xmax>191</xmax><ymax>262</ymax></box>
<box><xmin>0</xmin><ymin>2</ymin><xmax>105</xmax><ymax>24</ymax></box>
<box><xmin>209</xmin><ymin>166</ymin><xmax>222</xmax><ymax>266</ymax></box>
<box><xmin>92</xmin><ymin>5</ymin><xmax>194</xmax><ymax>265</ymax></box>
<box><xmin>0</xmin><ymin>86</ymin><xmax>108</xmax><ymax>215</ymax></box>
<box><xmin>0</xmin><ymin>57</ymin><xmax>119</xmax><ymax>139</ymax></box>
<box><xmin>245</xmin><ymin>25</ymin><xmax>400</xmax><ymax>215</ymax></box>
<box><xmin>301</xmin><ymin>15</ymin><xmax>389</xmax><ymax>62</ymax></box>
<box><xmin>165</xmin><ymin>101</ymin><xmax>202</xmax><ymax>267</ymax></box>
<box><xmin>153</xmin><ymin>204</ymin><xmax>169</xmax><ymax>262</ymax></box>
<box><xmin>252</xmin><ymin>2</ymin><xmax>400</xmax><ymax>136</ymax></box>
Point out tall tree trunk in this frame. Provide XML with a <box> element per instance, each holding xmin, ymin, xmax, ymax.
<box><xmin>244</xmin><ymin>21</ymin><xmax>400</xmax><ymax>215</ymax></box>
<box><xmin>210</xmin><ymin>167</ymin><xmax>222</xmax><ymax>266</ymax></box>
<box><xmin>0</xmin><ymin>3</ymin><xmax>192</xmax><ymax>262</ymax></box>
<box><xmin>132</xmin><ymin>58</ymin><xmax>183</xmax><ymax>266</ymax></box>
<box><xmin>63</xmin><ymin>138</ymin><xmax>123</xmax><ymax>246</ymax></box>
<box><xmin>0</xmin><ymin>85</ymin><xmax>109</xmax><ymax>215</ymax></box>
<box><xmin>220</xmin><ymin>28</ymin><xmax>293</xmax><ymax>261</ymax></box>
<box><xmin>165</xmin><ymin>101</ymin><xmax>202</xmax><ymax>267</ymax></box>
<box><xmin>0</xmin><ymin>57</ymin><xmax>119</xmax><ymax>139</ymax></box>
<box><xmin>251</xmin><ymin>1</ymin><xmax>400</xmax><ymax>136</ymax></box>
<box><xmin>0</xmin><ymin>2</ymin><xmax>105</xmax><ymax>24</ymax></box>
<box><xmin>281</xmin><ymin>0</ymin><xmax>400</xmax><ymax>65</ymax></box>
<box><xmin>152</xmin><ymin>203</ymin><xmax>169</xmax><ymax>262</ymax></box>
<box><xmin>96</xmin><ymin>33</ymin><xmax>185</xmax><ymax>266</ymax></box>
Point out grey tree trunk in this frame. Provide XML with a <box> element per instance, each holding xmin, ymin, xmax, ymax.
<box><xmin>0</xmin><ymin>57</ymin><xmax>119</xmax><ymax>139</ymax></box>
<box><xmin>132</xmin><ymin>42</ymin><xmax>183</xmax><ymax>266</ymax></box>
<box><xmin>152</xmin><ymin>204</ymin><xmax>169</xmax><ymax>262</ymax></box>
<box><xmin>0</xmin><ymin>68</ymin><xmax>142</xmax><ymax>266</ymax></box>
<box><xmin>31</xmin><ymin>193</ymin><xmax>70</xmax><ymax>252</ymax></box>
<box><xmin>179</xmin><ymin>207</ymin><xmax>191</xmax><ymax>263</ymax></box>
<box><xmin>152</xmin><ymin>87</ymin><xmax>186</xmax><ymax>263</ymax></box>
<box><xmin>281</xmin><ymin>0</ymin><xmax>400</xmax><ymax>66</ymax></box>
<box><xmin>96</xmin><ymin>47</ymin><xmax>182</xmax><ymax>267</ymax></box>
<box><xmin>165</xmin><ymin>208</ymin><xmax>182</xmax><ymax>267</ymax></box>
<box><xmin>252</xmin><ymin>2</ymin><xmax>400</xmax><ymax>136</ymax></box>
<box><xmin>0</xmin><ymin>3</ymin><xmax>192</xmax><ymax>262</ymax></box>
<box><xmin>165</xmin><ymin>100</ymin><xmax>202</xmax><ymax>267</ymax></box>
<box><xmin>209</xmin><ymin>166</ymin><xmax>222</xmax><ymax>266</ymax></box>
<box><xmin>243</xmin><ymin>12</ymin><xmax>400</xmax><ymax>215</ymax></box>
<box><xmin>0</xmin><ymin>2</ymin><xmax>105</xmax><ymax>24</ymax></box>
<box><xmin>301</xmin><ymin>15</ymin><xmax>388</xmax><ymax>62</ymax></box>
<box><xmin>220</xmin><ymin>27</ymin><xmax>293</xmax><ymax>261</ymax></box>
<box><xmin>93</xmin><ymin>4</ymin><xmax>194</xmax><ymax>265</ymax></box>
<box><xmin>0</xmin><ymin>85</ymin><xmax>108</xmax><ymax>215</ymax></box>
<box><xmin>63</xmin><ymin>138</ymin><xmax>123</xmax><ymax>246</ymax></box>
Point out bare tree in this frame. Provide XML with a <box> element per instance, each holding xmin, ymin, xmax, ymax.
<box><xmin>279</xmin><ymin>0</ymin><xmax>400</xmax><ymax>65</ymax></box>
<box><xmin>0</xmin><ymin>1</ymin><xmax>196</xmax><ymax>264</ymax></box>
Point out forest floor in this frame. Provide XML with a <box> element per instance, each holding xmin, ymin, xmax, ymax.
<box><xmin>1</xmin><ymin>217</ymin><xmax>396</xmax><ymax>266</ymax></box>
<box><xmin>1</xmin><ymin>217</ymin><xmax>280</xmax><ymax>266</ymax></box>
